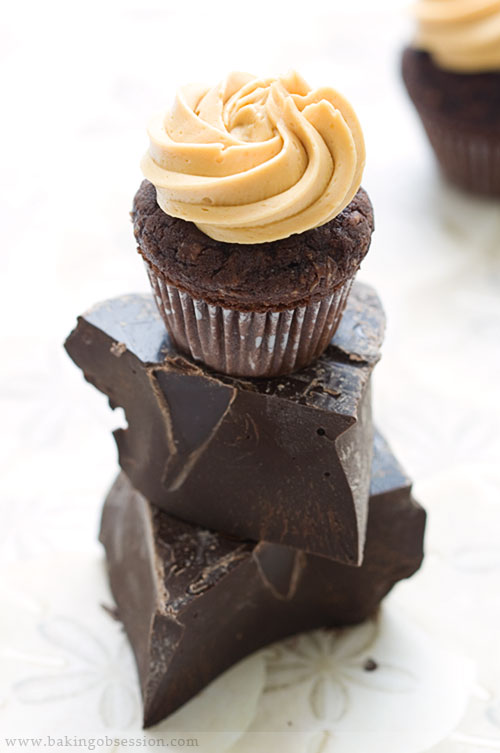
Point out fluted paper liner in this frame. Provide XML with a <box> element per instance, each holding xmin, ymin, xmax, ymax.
<box><xmin>420</xmin><ymin>115</ymin><xmax>500</xmax><ymax>196</ymax></box>
<box><xmin>146</xmin><ymin>264</ymin><xmax>353</xmax><ymax>377</ymax></box>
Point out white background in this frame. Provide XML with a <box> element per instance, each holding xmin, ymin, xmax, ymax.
<box><xmin>1</xmin><ymin>1</ymin><xmax>500</xmax><ymax>750</ymax></box>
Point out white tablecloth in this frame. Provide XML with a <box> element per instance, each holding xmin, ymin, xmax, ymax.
<box><xmin>1</xmin><ymin>1</ymin><xmax>500</xmax><ymax>750</ymax></box>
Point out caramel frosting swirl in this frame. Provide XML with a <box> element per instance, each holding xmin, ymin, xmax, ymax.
<box><xmin>414</xmin><ymin>0</ymin><xmax>500</xmax><ymax>72</ymax></box>
<box><xmin>141</xmin><ymin>71</ymin><xmax>365</xmax><ymax>244</ymax></box>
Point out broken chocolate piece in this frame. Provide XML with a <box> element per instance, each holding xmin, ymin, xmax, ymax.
<box><xmin>99</xmin><ymin>431</ymin><xmax>425</xmax><ymax>728</ymax></box>
<box><xmin>66</xmin><ymin>283</ymin><xmax>385</xmax><ymax>563</ymax></box>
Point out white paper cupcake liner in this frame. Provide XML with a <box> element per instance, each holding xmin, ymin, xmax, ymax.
<box><xmin>146</xmin><ymin>264</ymin><xmax>354</xmax><ymax>377</ymax></box>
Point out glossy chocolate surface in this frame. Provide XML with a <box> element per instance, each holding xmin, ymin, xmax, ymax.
<box><xmin>66</xmin><ymin>283</ymin><xmax>385</xmax><ymax>563</ymax></box>
<box><xmin>100</xmin><ymin>432</ymin><xmax>425</xmax><ymax>728</ymax></box>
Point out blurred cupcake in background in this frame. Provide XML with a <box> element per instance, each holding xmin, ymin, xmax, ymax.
<box><xmin>133</xmin><ymin>71</ymin><xmax>373</xmax><ymax>378</ymax></box>
<box><xmin>402</xmin><ymin>0</ymin><xmax>500</xmax><ymax>196</ymax></box>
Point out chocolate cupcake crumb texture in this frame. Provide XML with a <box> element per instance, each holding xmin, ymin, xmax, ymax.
<box><xmin>402</xmin><ymin>48</ymin><xmax>500</xmax><ymax>129</ymax></box>
<box><xmin>133</xmin><ymin>180</ymin><xmax>374</xmax><ymax>313</ymax></box>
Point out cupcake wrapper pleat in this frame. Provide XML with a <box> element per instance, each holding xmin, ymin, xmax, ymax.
<box><xmin>420</xmin><ymin>116</ymin><xmax>500</xmax><ymax>196</ymax></box>
<box><xmin>146</xmin><ymin>264</ymin><xmax>353</xmax><ymax>377</ymax></box>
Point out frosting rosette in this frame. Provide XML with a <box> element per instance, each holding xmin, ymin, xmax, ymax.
<box><xmin>141</xmin><ymin>71</ymin><xmax>365</xmax><ymax>244</ymax></box>
<box><xmin>414</xmin><ymin>0</ymin><xmax>500</xmax><ymax>72</ymax></box>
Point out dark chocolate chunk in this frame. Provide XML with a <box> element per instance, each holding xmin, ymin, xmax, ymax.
<box><xmin>65</xmin><ymin>283</ymin><xmax>385</xmax><ymax>563</ymax></box>
<box><xmin>99</xmin><ymin>431</ymin><xmax>425</xmax><ymax>728</ymax></box>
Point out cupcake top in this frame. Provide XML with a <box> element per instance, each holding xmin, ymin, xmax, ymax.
<box><xmin>141</xmin><ymin>71</ymin><xmax>365</xmax><ymax>244</ymax></box>
<box><xmin>133</xmin><ymin>180</ymin><xmax>374</xmax><ymax>311</ymax></box>
<box><xmin>414</xmin><ymin>0</ymin><xmax>500</xmax><ymax>72</ymax></box>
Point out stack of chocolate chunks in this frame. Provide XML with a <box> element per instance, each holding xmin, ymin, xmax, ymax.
<box><xmin>65</xmin><ymin>281</ymin><xmax>426</xmax><ymax>728</ymax></box>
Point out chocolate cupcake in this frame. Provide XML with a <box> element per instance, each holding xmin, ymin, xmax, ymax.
<box><xmin>402</xmin><ymin>1</ymin><xmax>500</xmax><ymax>196</ymax></box>
<box><xmin>134</xmin><ymin>71</ymin><xmax>373</xmax><ymax>377</ymax></box>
